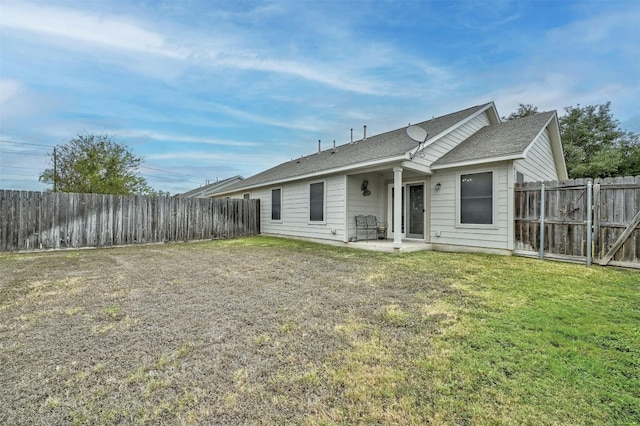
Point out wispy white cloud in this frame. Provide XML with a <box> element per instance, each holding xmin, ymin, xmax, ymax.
<box><xmin>2</xmin><ymin>0</ymin><xmax>638</xmax><ymax>193</ymax></box>
<box><xmin>202</xmin><ymin>103</ymin><xmax>328</xmax><ymax>132</ymax></box>
<box><xmin>0</xmin><ymin>3</ymin><xmax>186</xmax><ymax>59</ymax></box>
<box><xmin>145</xmin><ymin>150</ymin><xmax>289</xmax><ymax>175</ymax></box>
<box><xmin>0</xmin><ymin>79</ymin><xmax>58</xmax><ymax>123</ymax></box>
<box><xmin>115</xmin><ymin>130</ymin><xmax>259</xmax><ymax>147</ymax></box>
<box><xmin>0</xmin><ymin>2</ymin><xmax>448</xmax><ymax>97</ymax></box>
<box><xmin>214</xmin><ymin>55</ymin><xmax>381</xmax><ymax>95</ymax></box>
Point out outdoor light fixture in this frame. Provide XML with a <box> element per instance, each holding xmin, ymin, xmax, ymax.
<box><xmin>435</xmin><ymin>183</ymin><xmax>441</xmax><ymax>191</ymax></box>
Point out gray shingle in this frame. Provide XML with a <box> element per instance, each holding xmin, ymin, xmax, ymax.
<box><xmin>432</xmin><ymin>111</ymin><xmax>555</xmax><ymax>167</ymax></box>
<box><xmin>220</xmin><ymin>103</ymin><xmax>491</xmax><ymax>193</ymax></box>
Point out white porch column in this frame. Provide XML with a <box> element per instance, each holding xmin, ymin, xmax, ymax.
<box><xmin>393</xmin><ymin>167</ymin><xmax>403</xmax><ymax>249</ymax></box>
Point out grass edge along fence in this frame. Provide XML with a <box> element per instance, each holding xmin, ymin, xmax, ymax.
<box><xmin>0</xmin><ymin>191</ymin><xmax>260</xmax><ymax>252</ymax></box>
<box><xmin>515</xmin><ymin>176</ymin><xmax>640</xmax><ymax>269</ymax></box>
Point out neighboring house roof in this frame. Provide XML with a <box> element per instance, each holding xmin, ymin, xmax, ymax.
<box><xmin>179</xmin><ymin>175</ymin><xmax>244</xmax><ymax>198</ymax></box>
<box><xmin>218</xmin><ymin>103</ymin><xmax>494</xmax><ymax>194</ymax></box>
<box><xmin>432</xmin><ymin>111</ymin><xmax>557</xmax><ymax>169</ymax></box>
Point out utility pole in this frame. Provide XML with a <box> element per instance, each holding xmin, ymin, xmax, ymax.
<box><xmin>53</xmin><ymin>147</ymin><xmax>57</xmax><ymax>192</ymax></box>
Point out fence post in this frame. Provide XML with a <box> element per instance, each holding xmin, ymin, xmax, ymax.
<box><xmin>586</xmin><ymin>181</ymin><xmax>592</xmax><ymax>266</ymax></box>
<box><xmin>539</xmin><ymin>183</ymin><xmax>545</xmax><ymax>260</ymax></box>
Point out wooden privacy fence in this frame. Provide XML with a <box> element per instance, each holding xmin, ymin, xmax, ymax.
<box><xmin>515</xmin><ymin>176</ymin><xmax>640</xmax><ymax>269</ymax></box>
<box><xmin>0</xmin><ymin>190</ymin><xmax>260</xmax><ymax>252</ymax></box>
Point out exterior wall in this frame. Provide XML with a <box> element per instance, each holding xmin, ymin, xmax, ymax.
<box><xmin>247</xmin><ymin>174</ymin><xmax>347</xmax><ymax>242</ymax></box>
<box><xmin>430</xmin><ymin>162</ymin><xmax>511</xmax><ymax>250</ymax></box>
<box><xmin>345</xmin><ymin>173</ymin><xmax>386</xmax><ymax>241</ymax></box>
<box><xmin>514</xmin><ymin>128</ymin><xmax>560</xmax><ymax>182</ymax></box>
<box><xmin>421</xmin><ymin>112</ymin><xmax>491</xmax><ymax>165</ymax></box>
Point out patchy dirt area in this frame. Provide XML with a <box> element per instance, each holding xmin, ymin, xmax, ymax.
<box><xmin>0</xmin><ymin>237</ymin><xmax>458</xmax><ymax>425</ymax></box>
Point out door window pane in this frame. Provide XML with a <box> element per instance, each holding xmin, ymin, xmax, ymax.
<box><xmin>408</xmin><ymin>184</ymin><xmax>424</xmax><ymax>236</ymax></box>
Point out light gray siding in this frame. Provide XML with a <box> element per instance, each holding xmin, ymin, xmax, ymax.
<box><xmin>514</xmin><ymin>128</ymin><xmax>559</xmax><ymax>182</ymax></box>
<box><xmin>249</xmin><ymin>175</ymin><xmax>347</xmax><ymax>241</ymax></box>
<box><xmin>421</xmin><ymin>112</ymin><xmax>491</xmax><ymax>165</ymax></box>
<box><xmin>345</xmin><ymin>173</ymin><xmax>386</xmax><ymax>241</ymax></box>
<box><xmin>430</xmin><ymin>163</ymin><xmax>510</xmax><ymax>250</ymax></box>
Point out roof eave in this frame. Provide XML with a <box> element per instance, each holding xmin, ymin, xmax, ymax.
<box><xmin>431</xmin><ymin>153</ymin><xmax>525</xmax><ymax>170</ymax></box>
<box><xmin>214</xmin><ymin>155</ymin><xmax>407</xmax><ymax>196</ymax></box>
<box><xmin>407</xmin><ymin>102</ymin><xmax>497</xmax><ymax>158</ymax></box>
<box><xmin>547</xmin><ymin>112</ymin><xmax>569</xmax><ymax>179</ymax></box>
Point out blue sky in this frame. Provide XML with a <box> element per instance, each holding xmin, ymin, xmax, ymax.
<box><xmin>1</xmin><ymin>0</ymin><xmax>639</xmax><ymax>194</ymax></box>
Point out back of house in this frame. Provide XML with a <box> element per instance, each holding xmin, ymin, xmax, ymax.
<box><xmin>207</xmin><ymin>102</ymin><xmax>567</xmax><ymax>253</ymax></box>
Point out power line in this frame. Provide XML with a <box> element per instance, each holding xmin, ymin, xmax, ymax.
<box><xmin>1</xmin><ymin>173</ymin><xmax>39</xmax><ymax>178</ymax></box>
<box><xmin>0</xmin><ymin>150</ymin><xmax>48</xmax><ymax>157</ymax></box>
<box><xmin>0</xmin><ymin>141</ymin><xmax>207</xmax><ymax>182</ymax></box>
<box><xmin>0</xmin><ymin>165</ymin><xmax>43</xmax><ymax>171</ymax></box>
<box><xmin>0</xmin><ymin>139</ymin><xmax>52</xmax><ymax>149</ymax></box>
<box><xmin>0</xmin><ymin>145</ymin><xmax>206</xmax><ymax>189</ymax></box>
<box><xmin>140</xmin><ymin>166</ymin><xmax>203</xmax><ymax>181</ymax></box>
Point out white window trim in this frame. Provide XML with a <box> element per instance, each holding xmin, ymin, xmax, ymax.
<box><xmin>456</xmin><ymin>168</ymin><xmax>498</xmax><ymax>229</ymax></box>
<box><xmin>308</xmin><ymin>179</ymin><xmax>327</xmax><ymax>224</ymax></box>
<box><xmin>271</xmin><ymin>187</ymin><xmax>283</xmax><ymax>223</ymax></box>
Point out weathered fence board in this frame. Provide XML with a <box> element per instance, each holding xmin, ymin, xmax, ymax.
<box><xmin>0</xmin><ymin>191</ymin><xmax>260</xmax><ymax>252</ymax></box>
<box><xmin>515</xmin><ymin>176</ymin><xmax>640</xmax><ymax>268</ymax></box>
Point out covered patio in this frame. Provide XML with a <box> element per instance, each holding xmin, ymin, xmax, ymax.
<box><xmin>347</xmin><ymin>239</ymin><xmax>432</xmax><ymax>253</ymax></box>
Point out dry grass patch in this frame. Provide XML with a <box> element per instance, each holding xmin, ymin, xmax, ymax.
<box><xmin>0</xmin><ymin>236</ymin><xmax>638</xmax><ymax>425</ymax></box>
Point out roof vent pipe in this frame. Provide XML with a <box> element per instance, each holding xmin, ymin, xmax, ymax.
<box><xmin>318</xmin><ymin>139</ymin><xmax>321</xmax><ymax>153</ymax></box>
<box><xmin>363</xmin><ymin>125</ymin><xmax>367</xmax><ymax>140</ymax></box>
<box><xmin>333</xmin><ymin>140</ymin><xmax>336</xmax><ymax>149</ymax></box>
<box><xmin>350</xmin><ymin>128</ymin><xmax>353</xmax><ymax>143</ymax></box>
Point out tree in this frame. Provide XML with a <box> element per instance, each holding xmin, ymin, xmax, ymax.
<box><xmin>40</xmin><ymin>133</ymin><xmax>152</xmax><ymax>195</ymax></box>
<box><xmin>559</xmin><ymin>102</ymin><xmax>640</xmax><ymax>178</ymax></box>
<box><xmin>503</xmin><ymin>103</ymin><xmax>538</xmax><ymax>121</ymax></box>
<box><xmin>504</xmin><ymin>101</ymin><xmax>640</xmax><ymax>178</ymax></box>
<box><xmin>617</xmin><ymin>132</ymin><xmax>640</xmax><ymax>177</ymax></box>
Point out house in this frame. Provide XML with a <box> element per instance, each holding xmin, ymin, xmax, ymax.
<box><xmin>210</xmin><ymin>102</ymin><xmax>568</xmax><ymax>253</ymax></box>
<box><xmin>179</xmin><ymin>175</ymin><xmax>244</xmax><ymax>198</ymax></box>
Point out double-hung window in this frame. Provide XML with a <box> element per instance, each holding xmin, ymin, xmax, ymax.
<box><xmin>271</xmin><ymin>188</ymin><xmax>281</xmax><ymax>221</ymax></box>
<box><xmin>460</xmin><ymin>171</ymin><xmax>493</xmax><ymax>225</ymax></box>
<box><xmin>309</xmin><ymin>182</ymin><xmax>324</xmax><ymax>222</ymax></box>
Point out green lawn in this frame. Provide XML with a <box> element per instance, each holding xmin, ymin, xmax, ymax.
<box><xmin>276</xmin><ymin>240</ymin><xmax>637</xmax><ymax>425</ymax></box>
<box><xmin>376</xmin><ymin>250</ymin><xmax>640</xmax><ymax>425</ymax></box>
<box><xmin>0</xmin><ymin>236</ymin><xmax>638</xmax><ymax>425</ymax></box>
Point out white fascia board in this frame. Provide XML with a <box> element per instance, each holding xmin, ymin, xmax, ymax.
<box><xmin>548</xmin><ymin>113</ymin><xmax>569</xmax><ymax>179</ymax></box>
<box><xmin>215</xmin><ymin>155</ymin><xmax>406</xmax><ymax>195</ymax></box>
<box><xmin>400</xmin><ymin>160</ymin><xmax>432</xmax><ymax>174</ymax></box>
<box><xmin>431</xmin><ymin>153</ymin><xmax>524</xmax><ymax>170</ymax></box>
<box><xmin>521</xmin><ymin>113</ymin><xmax>555</xmax><ymax>158</ymax></box>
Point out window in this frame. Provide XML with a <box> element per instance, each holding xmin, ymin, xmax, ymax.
<box><xmin>309</xmin><ymin>182</ymin><xmax>324</xmax><ymax>222</ymax></box>
<box><xmin>516</xmin><ymin>171</ymin><xmax>524</xmax><ymax>183</ymax></box>
<box><xmin>271</xmin><ymin>188</ymin><xmax>281</xmax><ymax>220</ymax></box>
<box><xmin>460</xmin><ymin>172</ymin><xmax>493</xmax><ymax>225</ymax></box>
<box><xmin>243</xmin><ymin>193</ymin><xmax>250</xmax><ymax>199</ymax></box>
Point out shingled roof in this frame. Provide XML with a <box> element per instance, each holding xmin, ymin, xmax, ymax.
<box><xmin>432</xmin><ymin>111</ymin><xmax>556</xmax><ymax>168</ymax></box>
<box><xmin>179</xmin><ymin>175</ymin><xmax>244</xmax><ymax>198</ymax></box>
<box><xmin>219</xmin><ymin>103</ymin><xmax>492</xmax><ymax>193</ymax></box>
